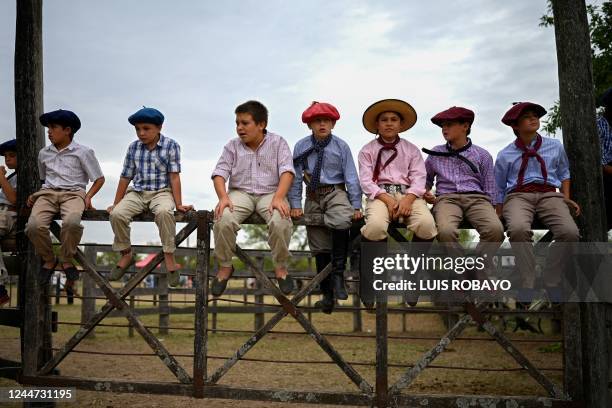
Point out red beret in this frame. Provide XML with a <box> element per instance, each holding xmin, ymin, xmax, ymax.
<box><xmin>431</xmin><ymin>106</ymin><xmax>474</xmax><ymax>127</ymax></box>
<box><xmin>501</xmin><ymin>102</ymin><xmax>546</xmax><ymax>126</ymax></box>
<box><xmin>301</xmin><ymin>102</ymin><xmax>340</xmax><ymax>123</ymax></box>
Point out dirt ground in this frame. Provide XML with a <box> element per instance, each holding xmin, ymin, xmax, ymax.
<box><xmin>0</xmin><ymin>288</ymin><xmax>563</xmax><ymax>407</ymax></box>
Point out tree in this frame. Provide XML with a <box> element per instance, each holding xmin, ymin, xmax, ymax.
<box><xmin>540</xmin><ymin>1</ymin><xmax>612</xmax><ymax>135</ymax></box>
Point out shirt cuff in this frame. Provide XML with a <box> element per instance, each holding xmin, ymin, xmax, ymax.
<box><xmin>211</xmin><ymin>170</ymin><xmax>229</xmax><ymax>180</ymax></box>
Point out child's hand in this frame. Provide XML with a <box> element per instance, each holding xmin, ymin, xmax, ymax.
<box><xmin>290</xmin><ymin>208</ymin><xmax>303</xmax><ymax>219</ymax></box>
<box><xmin>84</xmin><ymin>196</ymin><xmax>94</xmax><ymax>210</ymax></box>
<box><xmin>0</xmin><ymin>166</ymin><xmax>6</xmax><ymax>178</ymax></box>
<box><xmin>423</xmin><ymin>191</ymin><xmax>436</xmax><ymax>205</ymax></box>
<box><xmin>565</xmin><ymin>198</ymin><xmax>581</xmax><ymax>217</ymax></box>
<box><xmin>106</xmin><ymin>204</ymin><xmax>115</xmax><ymax>214</ymax></box>
<box><xmin>396</xmin><ymin>196</ymin><xmax>414</xmax><ymax>218</ymax></box>
<box><xmin>353</xmin><ymin>209</ymin><xmax>363</xmax><ymax>220</ymax></box>
<box><xmin>268</xmin><ymin>196</ymin><xmax>290</xmax><ymax>218</ymax></box>
<box><xmin>215</xmin><ymin>196</ymin><xmax>234</xmax><ymax>220</ymax></box>
<box><xmin>177</xmin><ymin>204</ymin><xmax>194</xmax><ymax>213</ymax></box>
<box><xmin>26</xmin><ymin>194</ymin><xmax>35</xmax><ymax>207</ymax></box>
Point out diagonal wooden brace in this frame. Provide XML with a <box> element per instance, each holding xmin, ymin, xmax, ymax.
<box><xmin>464</xmin><ymin>302</ymin><xmax>567</xmax><ymax>399</ymax></box>
<box><xmin>219</xmin><ymin>245</ymin><xmax>373</xmax><ymax>394</ymax></box>
<box><xmin>38</xmin><ymin>219</ymin><xmax>197</xmax><ymax>378</ymax></box>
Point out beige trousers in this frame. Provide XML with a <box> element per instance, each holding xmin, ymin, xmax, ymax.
<box><xmin>0</xmin><ymin>207</ymin><xmax>16</xmax><ymax>283</ymax></box>
<box><xmin>213</xmin><ymin>190</ymin><xmax>293</xmax><ymax>268</ymax></box>
<box><xmin>25</xmin><ymin>189</ymin><xmax>86</xmax><ymax>263</ymax></box>
<box><xmin>503</xmin><ymin>191</ymin><xmax>580</xmax><ymax>287</ymax></box>
<box><xmin>361</xmin><ymin>194</ymin><xmax>437</xmax><ymax>240</ymax></box>
<box><xmin>433</xmin><ymin>193</ymin><xmax>504</xmax><ymax>271</ymax></box>
<box><xmin>110</xmin><ymin>188</ymin><xmax>176</xmax><ymax>253</ymax></box>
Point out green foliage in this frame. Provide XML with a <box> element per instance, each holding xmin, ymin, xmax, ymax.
<box><xmin>541</xmin><ymin>1</ymin><xmax>612</xmax><ymax>135</ymax></box>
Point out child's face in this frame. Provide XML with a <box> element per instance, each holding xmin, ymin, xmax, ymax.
<box><xmin>513</xmin><ymin>111</ymin><xmax>540</xmax><ymax>135</ymax></box>
<box><xmin>3</xmin><ymin>151</ymin><xmax>16</xmax><ymax>169</ymax></box>
<box><xmin>376</xmin><ymin>111</ymin><xmax>402</xmax><ymax>139</ymax></box>
<box><xmin>135</xmin><ymin>123</ymin><xmax>162</xmax><ymax>145</ymax></box>
<box><xmin>235</xmin><ymin>113</ymin><xmax>265</xmax><ymax>144</ymax></box>
<box><xmin>441</xmin><ymin>121</ymin><xmax>469</xmax><ymax>143</ymax></box>
<box><xmin>308</xmin><ymin>117</ymin><xmax>335</xmax><ymax>139</ymax></box>
<box><xmin>47</xmin><ymin>124</ymin><xmax>72</xmax><ymax>146</ymax></box>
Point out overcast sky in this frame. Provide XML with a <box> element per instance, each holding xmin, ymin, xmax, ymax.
<box><xmin>0</xmin><ymin>0</ymin><xmax>565</xmax><ymax>245</ymax></box>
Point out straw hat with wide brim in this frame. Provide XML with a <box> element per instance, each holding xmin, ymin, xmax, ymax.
<box><xmin>362</xmin><ymin>99</ymin><xmax>417</xmax><ymax>134</ymax></box>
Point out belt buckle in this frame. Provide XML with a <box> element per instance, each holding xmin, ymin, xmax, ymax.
<box><xmin>385</xmin><ymin>184</ymin><xmax>400</xmax><ymax>194</ymax></box>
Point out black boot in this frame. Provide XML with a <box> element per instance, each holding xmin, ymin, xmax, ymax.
<box><xmin>331</xmin><ymin>229</ymin><xmax>350</xmax><ymax>300</ymax></box>
<box><xmin>314</xmin><ymin>254</ymin><xmax>334</xmax><ymax>314</ymax></box>
<box><xmin>359</xmin><ymin>235</ymin><xmax>386</xmax><ymax>310</ymax></box>
<box><xmin>404</xmin><ymin>235</ymin><xmax>434</xmax><ymax>306</ymax></box>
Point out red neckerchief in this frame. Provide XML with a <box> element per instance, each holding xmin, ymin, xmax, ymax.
<box><xmin>372</xmin><ymin>136</ymin><xmax>400</xmax><ymax>182</ymax></box>
<box><xmin>514</xmin><ymin>133</ymin><xmax>547</xmax><ymax>186</ymax></box>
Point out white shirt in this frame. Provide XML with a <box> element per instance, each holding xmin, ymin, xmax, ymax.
<box><xmin>38</xmin><ymin>141</ymin><xmax>104</xmax><ymax>191</ymax></box>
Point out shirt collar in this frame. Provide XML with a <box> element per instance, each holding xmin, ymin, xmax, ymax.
<box><xmin>48</xmin><ymin>140</ymin><xmax>76</xmax><ymax>153</ymax></box>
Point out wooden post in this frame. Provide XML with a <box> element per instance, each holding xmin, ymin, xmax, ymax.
<box><xmin>158</xmin><ymin>268</ymin><xmax>169</xmax><ymax>335</ymax></box>
<box><xmin>375</xmin><ymin>301</ymin><xmax>388</xmax><ymax>407</ymax></box>
<box><xmin>552</xmin><ymin>1</ymin><xmax>610</xmax><ymax>406</ymax></box>
<box><xmin>193</xmin><ymin>211</ymin><xmax>210</xmax><ymax>398</ymax></box>
<box><xmin>81</xmin><ymin>246</ymin><xmax>96</xmax><ymax>339</ymax></box>
<box><xmin>128</xmin><ymin>296</ymin><xmax>135</xmax><ymax>338</ymax></box>
<box><xmin>352</xmin><ymin>293</ymin><xmax>362</xmax><ymax>332</ymax></box>
<box><xmin>15</xmin><ymin>0</ymin><xmax>48</xmax><ymax>382</ymax></box>
<box><xmin>254</xmin><ymin>257</ymin><xmax>265</xmax><ymax>331</ymax></box>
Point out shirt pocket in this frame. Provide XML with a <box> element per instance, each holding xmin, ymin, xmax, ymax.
<box><xmin>152</xmin><ymin>152</ymin><xmax>168</xmax><ymax>173</ymax></box>
<box><xmin>61</xmin><ymin>155</ymin><xmax>83</xmax><ymax>174</ymax></box>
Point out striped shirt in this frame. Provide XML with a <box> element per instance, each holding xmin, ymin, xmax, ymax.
<box><xmin>211</xmin><ymin>131</ymin><xmax>295</xmax><ymax>195</ymax></box>
<box><xmin>494</xmin><ymin>136</ymin><xmax>570</xmax><ymax>203</ymax></box>
<box><xmin>38</xmin><ymin>141</ymin><xmax>104</xmax><ymax>191</ymax></box>
<box><xmin>358</xmin><ymin>138</ymin><xmax>427</xmax><ymax>200</ymax></box>
<box><xmin>597</xmin><ymin>116</ymin><xmax>612</xmax><ymax>165</ymax></box>
<box><xmin>425</xmin><ymin>142</ymin><xmax>497</xmax><ymax>204</ymax></box>
<box><xmin>120</xmin><ymin>134</ymin><xmax>181</xmax><ymax>191</ymax></box>
<box><xmin>288</xmin><ymin>134</ymin><xmax>362</xmax><ymax>209</ymax></box>
<box><xmin>0</xmin><ymin>174</ymin><xmax>17</xmax><ymax>206</ymax></box>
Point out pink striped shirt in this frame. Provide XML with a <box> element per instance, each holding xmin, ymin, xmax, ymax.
<box><xmin>211</xmin><ymin>131</ymin><xmax>295</xmax><ymax>194</ymax></box>
<box><xmin>358</xmin><ymin>138</ymin><xmax>427</xmax><ymax>200</ymax></box>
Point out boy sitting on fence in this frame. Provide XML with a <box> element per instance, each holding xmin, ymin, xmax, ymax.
<box><xmin>211</xmin><ymin>100</ymin><xmax>295</xmax><ymax>297</ymax></box>
<box><xmin>422</xmin><ymin>107</ymin><xmax>504</xmax><ymax>278</ymax></box>
<box><xmin>108</xmin><ymin>107</ymin><xmax>193</xmax><ymax>287</ymax></box>
<box><xmin>358</xmin><ymin>99</ymin><xmax>437</xmax><ymax>306</ymax></box>
<box><xmin>494</xmin><ymin>102</ymin><xmax>580</xmax><ymax>301</ymax></box>
<box><xmin>26</xmin><ymin>110</ymin><xmax>105</xmax><ymax>288</ymax></box>
<box><xmin>288</xmin><ymin>102</ymin><xmax>362</xmax><ymax>314</ymax></box>
<box><xmin>0</xmin><ymin>139</ymin><xmax>17</xmax><ymax>305</ymax></box>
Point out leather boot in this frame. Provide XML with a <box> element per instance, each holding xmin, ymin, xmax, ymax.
<box><xmin>331</xmin><ymin>229</ymin><xmax>350</xmax><ymax>300</ymax></box>
<box><xmin>314</xmin><ymin>254</ymin><xmax>334</xmax><ymax>314</ymax></box>
<box><xmin>404</xmin><ymin>235</ymin><xmax>434</xmax><ymax>306</ymax></box>
<box><xmin>359</xmin><ymin>235</ymin><xmax>387</xmax><ymax>310</ymax></box>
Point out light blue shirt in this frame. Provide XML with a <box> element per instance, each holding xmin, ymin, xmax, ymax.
<box><xmin>494</xmin><ymin>135</ymin><xmax>570</xmax><ymax>203</ymax></box>
<box><xmin>288</xmin><ymin>134</ymin><xmax>362</xmax><ymax>209</ymax></box>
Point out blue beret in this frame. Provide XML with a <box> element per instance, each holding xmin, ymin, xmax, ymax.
<box><xmin>39</xmin><ymin>109</ymin><xmax>81</xmax><ymax>133</ymax></box>
<box><xmin>600</xmin><ymin>87</ymin><xmax>612</xmax><ymax>107</ymax></box>
<box><xmin>0</xmin><ymin>139</ymin><xmax>17</xmax><ymax>156</ymax></box>
<box><xmin>128</xmin><ymin>107</ymin><xmax>164</xmax><ymax>126</ymax></box>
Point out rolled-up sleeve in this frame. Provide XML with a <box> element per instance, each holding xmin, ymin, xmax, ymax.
<box><xmin>81</xmin><ymin>147</ymin><xmax>104</xmax><ymax>181</ymax></box>
<box><xmin>211</xmin><ymin>144</ymin><xmax>235</xmax><ymax>181</ymax></box>
<box><xmin>556</xmin><ymin>143</ymin><xmax>571</xmax><ymax>181</ymax></box>
<box><xmin>120</xmin><ymin>144</ymin><xmax>136</xmax><ymax>179</ymax></box>
<box><xmin>277</xmin><ymin>138</ymin><xmax>295</xmax><ymax>176</ymax></box>
<box><xmin>167</xmin><ymin>142</ymin><xmax>181</xmax><ymax>173</ymax></box>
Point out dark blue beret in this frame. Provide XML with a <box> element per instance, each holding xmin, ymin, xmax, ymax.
<box><xmin>600</xmin><ymin>87</ymin><xmax>612</xmax><ymax>107</ymax></box>
<box><xmin>39</xmin><ymin>109</ymin><xmax>81</xmax><ymax>133</ymax></box>
<box><xmin>0</xmin><ymin>139</ymin><xmax>17</xmax><ymax>156</ymax></box>
<box><xmin>128</xmin><ymin>107</ymin><xmax>164</xmax><ymax>126</ymax></box>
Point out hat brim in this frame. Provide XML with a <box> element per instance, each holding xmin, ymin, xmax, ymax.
<box><xmin>362</xmin><ymin>99</ymin><xmax>417</xmax><ymax>134</ymax></box>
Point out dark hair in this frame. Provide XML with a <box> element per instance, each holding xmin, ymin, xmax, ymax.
<box><xmin>376</xmin><ymin>111</ymin><xmax>404</xmax><ymax>122</ymax></box>
<box><xmin>235</xmin><ymin>100</ymin><xmax>268</xmax><ymax>126</ymax></box>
